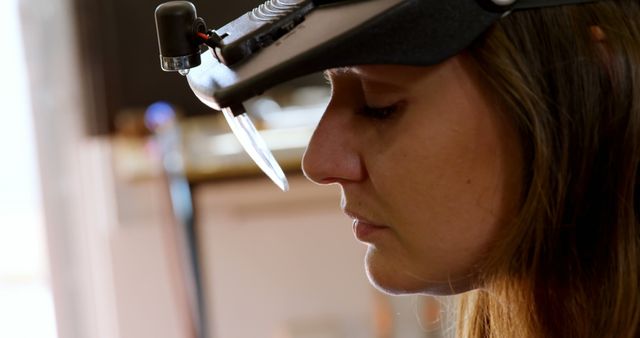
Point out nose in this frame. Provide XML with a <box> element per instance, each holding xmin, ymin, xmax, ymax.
<box><xmin>302</xmin><ymin>103</ymin><xmax>366</xmax><ymax>185</ymax></box>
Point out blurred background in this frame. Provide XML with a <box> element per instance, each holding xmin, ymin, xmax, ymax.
<box><xmin>2</xmin><ymin>0</ymin><xmax>454</xmax><ymax>337</ymax></box>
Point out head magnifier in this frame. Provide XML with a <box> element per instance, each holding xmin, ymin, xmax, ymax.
<box><xmin>155</xmin><ymin>0</ymin><xmax>597</xmax><ymax>190</ymax></box>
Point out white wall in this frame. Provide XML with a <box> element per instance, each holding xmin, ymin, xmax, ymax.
<box><xmin>195</xmin><ymin>176</ymin><xmax>375</xmax><ymax>338</ymax></box>
<box><xmin>0</xmin><ymin>1</ymin><xmax>56</xmax><ymax>337</ymax></box>
<box><xmin>20</xmin><ymin>0</ymin><xmax>120</xmax><ymax>337</ymax></box>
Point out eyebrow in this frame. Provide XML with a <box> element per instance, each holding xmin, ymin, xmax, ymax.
<box><xmin>323</xmin><ymin>67</ymin><xmax>409</xmax><ymax>91</ymax></box>
<box><xmin>323</xmin><ymin>67</ymin><xmax>355</xmax><ymax>83</ymax></box>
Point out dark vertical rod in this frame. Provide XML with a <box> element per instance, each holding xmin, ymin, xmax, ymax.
<box><xmin>167</xmin><ymin>173</ymin><xmax>209</xmax><ymax>338</ymax></box>
<box><xmin>149</xmin><ymin>105</ymin><xmax>210</xmax><ymax>338</ymax></box>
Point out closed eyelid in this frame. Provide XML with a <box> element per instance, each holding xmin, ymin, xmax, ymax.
<box><xmin>360</xmin><ymin>79</ymin><xmax>407</xmax><ymax>108</ymax></box>
<box><xmin>361</xmin><ymin>80</ymin><xmax>405</xmax><ymax>95</ymax></box>
<box><xmin>323</xmin><ymin>69</ymin><xmax>407</xmax><ymax>112</ymax></box>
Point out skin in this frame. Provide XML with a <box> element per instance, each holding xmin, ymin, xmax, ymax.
<box><xmin>301</xmin><ymin>54</ymin><xmax>523</xmax><ymax>295</ymax></box>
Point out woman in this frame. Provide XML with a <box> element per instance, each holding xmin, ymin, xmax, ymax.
<box><xmin>302</xmin><ymin>0</ymin><xmax>640</xmax><ymax>337</ymax></box>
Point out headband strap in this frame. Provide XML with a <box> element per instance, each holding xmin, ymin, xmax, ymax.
<box><xmin>514</xmin><ymin>0</ymin><xmax>598</xmax><ymax>10</ymax></box>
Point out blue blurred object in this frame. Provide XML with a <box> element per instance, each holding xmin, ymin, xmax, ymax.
<box><xmin>145</xmin><ymin>101</ymin><xmax>176</xmax><ymax>131</ymax></box>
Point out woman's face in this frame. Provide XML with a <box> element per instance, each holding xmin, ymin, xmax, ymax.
<box><xmin>302</xmin><ymin>54</ymin><xmax>523</xmax><ymax>295</ymax></box>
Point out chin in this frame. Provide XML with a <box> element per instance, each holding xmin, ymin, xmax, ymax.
<box><xmin>363</xmin><ymin>247</ymin><xmax>475</xmax><ymax>296</ymax></box>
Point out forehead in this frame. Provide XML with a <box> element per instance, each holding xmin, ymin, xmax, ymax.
<box><xmin>324</xmin><ymin>65</ymin><xmax>436</xmax><ymax>87</ymax></box>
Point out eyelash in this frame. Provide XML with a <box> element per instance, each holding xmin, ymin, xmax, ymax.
<box><xmin>358</xmin><ymin>103</ymin><xmax>401</xmax><ymax>119</ymax></box>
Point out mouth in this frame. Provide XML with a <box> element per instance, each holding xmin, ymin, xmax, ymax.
<box><xmin>344</xmin><ymin>210</ymin><xmax>390</xmax><ymax>242</ymax></box>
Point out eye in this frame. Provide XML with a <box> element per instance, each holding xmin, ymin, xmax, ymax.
<box><xmin>357</xmin><ymin>103</ymin><xmax>402</xmax><ymax>120</ymax></box>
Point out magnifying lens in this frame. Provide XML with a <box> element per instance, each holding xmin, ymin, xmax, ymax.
<box><xmin>154</xmin><ymin>0</ymin><xmax>598</xmax><ymax>191</ymax></box>
<box><xmin>221</xmin><ymin>105</ymin><xmax>288</xmax><ymax>191</ymax></box>
<box><xmin>155</xmin><ymin>1</ymin><xmax>290</xmax><ymax>191</ymax></box>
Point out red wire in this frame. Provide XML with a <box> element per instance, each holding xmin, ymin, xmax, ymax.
<box><xmin>197</xmin><ymin>32</ymin><xmax>209</xmax><ymax>41</ymax></box>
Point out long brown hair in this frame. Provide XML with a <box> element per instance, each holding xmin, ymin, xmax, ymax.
<box><xmin>459</xmin><ymin>1</ymin><xmax>640</xmax><ymax>337</ymax></box>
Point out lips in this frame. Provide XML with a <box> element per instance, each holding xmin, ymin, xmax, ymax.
<box><xmin>344</xmin><ymin>210</ymin><xmax>389</xmax><ymax>242</ymax></box>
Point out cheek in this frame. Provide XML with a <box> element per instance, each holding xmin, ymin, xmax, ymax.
<box><xmin>365</xmin><ymin>100</ymin><xmax>522</xmax><ymax>291</ymax></box>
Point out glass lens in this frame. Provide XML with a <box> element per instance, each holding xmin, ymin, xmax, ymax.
<box><xmin>221</xmin><ymin>107</ymin><xmax>289</xmax><ymax>191</ymax></box>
